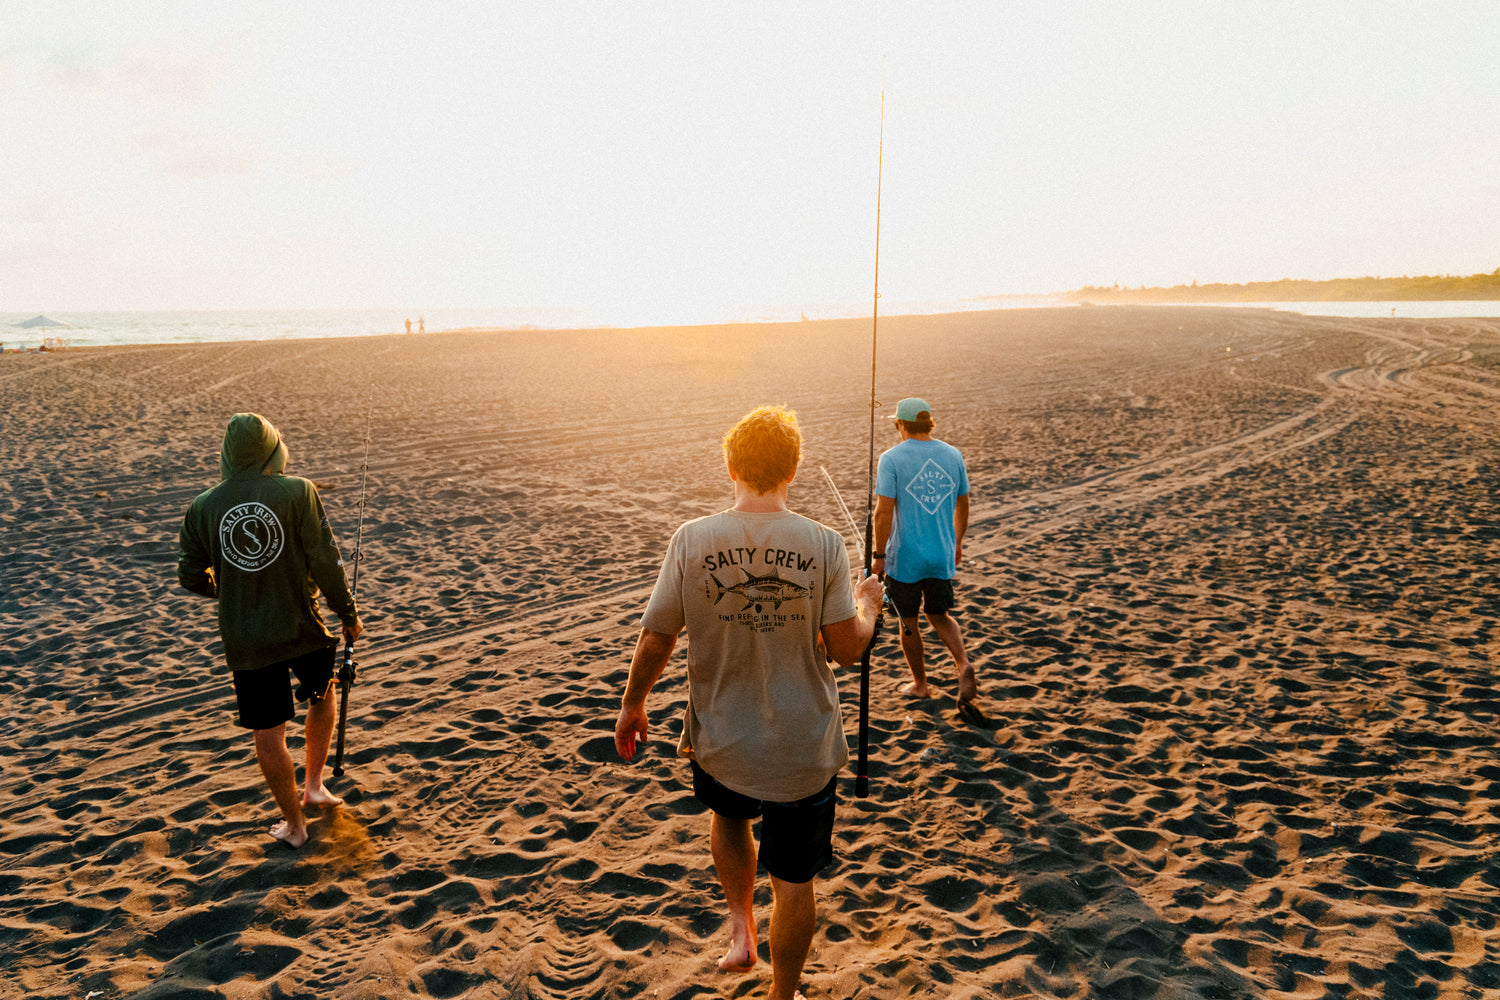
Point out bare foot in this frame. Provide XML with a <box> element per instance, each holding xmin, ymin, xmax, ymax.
<box><xmin>717</xmin><ymin>936</ymin><xmax>757</xmax><ymax>974</ymax></box>
<box><xmin>899</xmin><ymin>680</ymin><xmax>931</xmax><ymax>698</ymax></box>
<box><xmin>268</xmin><ymin>820</ymin><xmax>308</xmax><ymax>849</ymax></box>
<box><xmin>304</xmin><ymin>786</ymin><xmax>344</xmax><ymax>808</ymax></box>
<box><xmin>957</xmin><ymin>666</ymin><xmax>977</xmax><ymax>704</ymax></box>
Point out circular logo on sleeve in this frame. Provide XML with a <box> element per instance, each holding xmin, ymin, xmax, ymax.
<box><xmin>220</xmin><ymin>502</ymin><xmax>285</xmax><ymax>571</ymax></box>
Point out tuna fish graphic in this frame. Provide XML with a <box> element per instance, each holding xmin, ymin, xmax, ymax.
<box><xmin>710</xmin><ymin>571</ymin><xmax>809</xmax><ymax>612</ymax></box>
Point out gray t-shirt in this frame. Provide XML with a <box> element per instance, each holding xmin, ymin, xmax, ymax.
<box><xmin>641</xmin><ymin>509</ymin><xmax>858</xmax><ymax>801</ymax></box>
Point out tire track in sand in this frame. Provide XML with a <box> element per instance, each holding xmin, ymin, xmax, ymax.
<box><xmin>965</xmin><ymin>316</ymin><xmax>1500</xmax><ymax>561</ymax></box>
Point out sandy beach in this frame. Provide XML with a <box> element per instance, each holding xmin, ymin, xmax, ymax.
<box><xmin>2</xmin><ymin>305</ymin><xmax>1498</xmax><ymax>999</ymax></box>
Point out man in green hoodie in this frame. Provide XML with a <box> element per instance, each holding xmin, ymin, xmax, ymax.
<box><xmin>179</xmin><ymin>412</ymin><xmax>362</xmax><ymax>848</ymax></box>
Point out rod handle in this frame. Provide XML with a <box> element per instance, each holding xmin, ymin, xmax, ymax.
<box><xmin>332</xmin><ymin>639</ymin><xmax>355</xmax><ymax>777</ymax></box>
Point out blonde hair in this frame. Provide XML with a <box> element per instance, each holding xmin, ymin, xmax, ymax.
<box><xmin>722</xmin><ymin>405</ymin><xmax>801</xmax><ymax>493</ymax></box>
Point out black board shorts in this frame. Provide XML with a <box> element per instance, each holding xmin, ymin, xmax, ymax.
<box><xmin>231</xmin><ymin>645</ymin><xmax>336</xmax><ymax>731</ymax></box>
<box><xmin>884</xmin><ymin>576</ymin><xmax>956</xmax><ymax>619</ymax></box>
<box><xmin>691</xmin><ymin>760</ymin><xmax>838</xmax><ymax>884</ymax></box>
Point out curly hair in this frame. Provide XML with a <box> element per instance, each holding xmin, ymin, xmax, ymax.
<box><xmin>722</xmin><ymin>405</ymin><xmax>802</xmax><ymax>493</ymax></box>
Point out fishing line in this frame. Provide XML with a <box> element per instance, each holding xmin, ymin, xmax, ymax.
<box><xmin>818</xmin><ymin>465</ymin><xmax>864</xmax><ymax>564</ymax></box>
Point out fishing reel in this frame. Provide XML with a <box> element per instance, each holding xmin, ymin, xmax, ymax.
<box><xmin>338</xmin><ymin>646</ymin><xmax>358</xmax><ymax>689</ymax></box>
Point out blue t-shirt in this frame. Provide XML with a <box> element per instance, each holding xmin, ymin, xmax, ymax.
<box><xmin>876</xmin><ymin>438</ymin><xmax>969</xmax><ymax>583</ymax></box>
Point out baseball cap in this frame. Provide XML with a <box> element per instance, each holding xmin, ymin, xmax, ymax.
<box><xmin>889</xmin><ymin>397</ymin><xmax>932</xmax><ymax>421</ymax></box>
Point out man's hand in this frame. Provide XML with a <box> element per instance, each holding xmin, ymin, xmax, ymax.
<box><xmin>822</xmin><ymin>572</ymin><xmax>886</xmax><ymax>666</ymax></box>
<box><xmin>871</xmin><ymin>556</ymin><xmax>886</xmax><ymax>580</ymax></box>
<box><xmin>615</xmin><ymin>628</ymin><xmax>676</xmax><ymax>762</ymax></box>
<box><xmin>855</xmin><ymin>571</ymin><xmax>885</xmax><ymax>611</ymax></box>
<box><xmin>343</xmin><ymin>617</ymin><xmax>363</xmax><ymax>644</ymax></box>
<box><xmin>954</xmin><ymin>540</ymin><xmax>963</xmax><ymax>568</ymax></box>
<box><xmin>615</xmin><ymin>705</ymin><xmax>648</xmax><ymax>761</ymax></box>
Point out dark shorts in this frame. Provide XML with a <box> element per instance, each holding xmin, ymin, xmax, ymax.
<box><xmin>691</xmin><ymin>760</ymin><xmax>837</xmax><ymax>884</ymax></box>
<box><xmin>231</xmin><ymin>646</ymin><xmax>336</xmax><ymax>731</ymax></box>
<box><xmin>885</xmin><ymin>576</ymin><xmax>956</xmax><ymax>619</ymax></box>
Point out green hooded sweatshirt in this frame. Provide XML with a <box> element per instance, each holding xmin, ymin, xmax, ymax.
<box><xmin>178</xmin><ymin>413</ymin><xmax>358</xmax><ymax>671</ymax></box>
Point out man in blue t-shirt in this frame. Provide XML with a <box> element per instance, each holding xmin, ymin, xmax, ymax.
<box><xmin>872</xmin><ymin>397</ymin><xmax>976</xmax><ymax>705</ymax></box>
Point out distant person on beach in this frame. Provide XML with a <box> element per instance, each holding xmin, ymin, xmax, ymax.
<box><xmin>418</xmin><ymin>316</ymin><xmax>424</xmax><ymax>333</ymax></box>
<box><xmin>873</xmin><ymin>397</ymin><xmax>977</xmax><ymax>705</ymax></box>
<box><xmin>615</xmin><ymin>405</ymin><xmax>884</xmax><ymax>1000</ymax></box>
<box><xmin>405</xmin><ymin>318</ymin><xmax>411</xmax><ymax>334</ymax></box>
<box><xmin>177</xmin><ymin>412</ymin><xmax>362</xmax><ymax>849</ymax></box>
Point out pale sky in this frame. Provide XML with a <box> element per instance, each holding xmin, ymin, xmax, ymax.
<box><xmin>3</xmin><ymin>2</ymin><xmax>1497</xmax><ymax>326</ymax></box>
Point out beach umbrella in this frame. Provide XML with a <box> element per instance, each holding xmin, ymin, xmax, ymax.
<box><xmin>13</xmin><ymin>315</ymin><xmax>70</xmax><ymax>328</ymax></box>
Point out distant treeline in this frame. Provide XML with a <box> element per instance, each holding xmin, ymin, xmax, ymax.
<box><xmin>1070</xmin><ymin>269</ymin><xmax>1500</xmax><ymax>303</ymax></box>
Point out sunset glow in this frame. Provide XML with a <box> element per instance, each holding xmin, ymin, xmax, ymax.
<box><xmin>3</xmin><ymin>3</ymin><xmax>1496</xmax><ymax>325</ymax></box>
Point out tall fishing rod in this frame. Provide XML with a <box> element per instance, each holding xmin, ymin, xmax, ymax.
<box><xmin>332</xmin><ymin>397</ymin><xmax>373</xmax><ymax>778</ymax></box>
<box><xmin>855</xmin><ymin>67</ymin><xmax>886</xmax><ymax>799</ymax></box>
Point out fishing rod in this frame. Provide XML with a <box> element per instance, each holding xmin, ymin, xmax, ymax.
<box><xmin>855</xmin><ymin>66</ymin><xmax>886</xmax><ymax>799</ymax></box>
<box><xmin>332</xmin><ymin>397</ymin><xmax>374</xmax><ymax>778</ymax></box>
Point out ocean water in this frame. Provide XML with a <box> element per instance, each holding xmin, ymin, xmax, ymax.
<box><xmin>0</xmin><ymin>307</ymin><xmax>601</xmax><ymax>349</ymax></box>
<box><xmin>0</xmin><ymin>299</ymin><xmax>1047</xmax><ymax>348</ymax></box>
<box><xmin>0</xmin><ymin>297</ymin><xmax>1060</xmax><ymax>348</ymax></box>
<box><xmin>3</xmin><ymin>300</ymin><xmax>1497</xmax><ymax>349</ymax></box>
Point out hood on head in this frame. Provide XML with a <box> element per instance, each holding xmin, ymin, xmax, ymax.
<box><xmin>220</xmin><ymin>412</ymin><xmax>288</xmax><ymax>480</ymax></box>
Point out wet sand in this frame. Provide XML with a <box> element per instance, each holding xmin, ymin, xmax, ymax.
<box><xmin>2</xmin><ymin>306</ymin><xmax>1498</xmax><ymax>998</ymax></box>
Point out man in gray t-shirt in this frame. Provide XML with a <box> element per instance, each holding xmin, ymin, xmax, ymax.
<box><xmin>615</xmin><ymin>405</ymin><xmax>883</xmax><ymax>1000</ymax></box>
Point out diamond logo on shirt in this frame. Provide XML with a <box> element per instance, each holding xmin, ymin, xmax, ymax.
<box><xmin>220</xmin><ymin>502</ymin><xmax>285</xmax><ymax>572</ymax></box>
<box><xmin>905</xmin><ymin>459</ymin><xmax>957</xmax><ymax>514</ymax></box>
